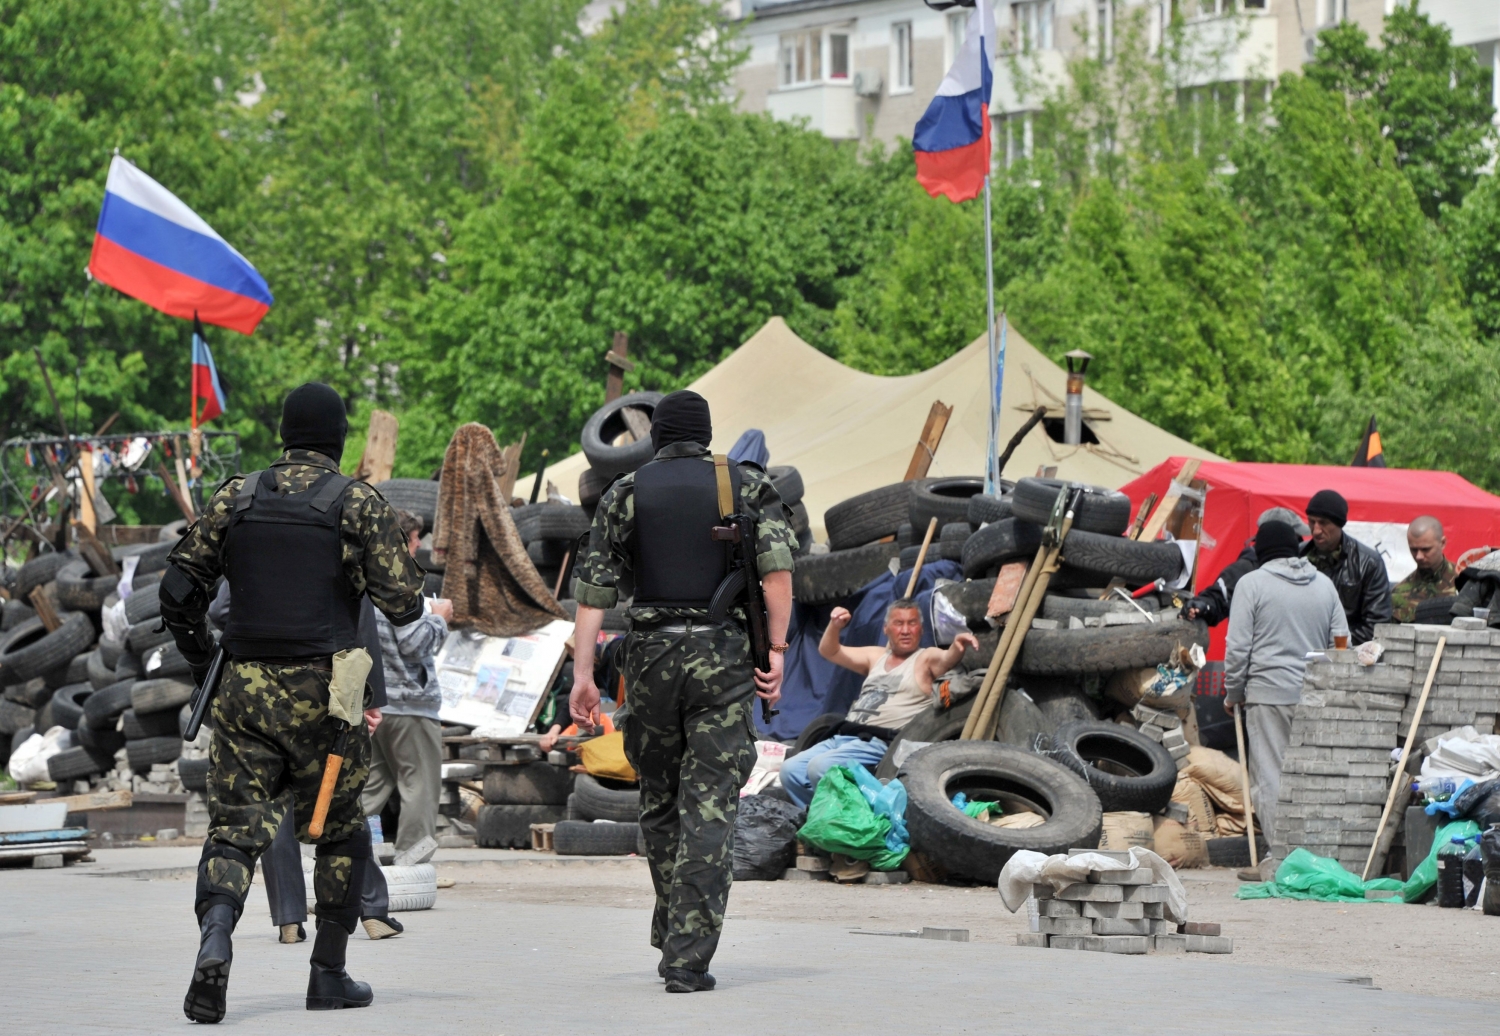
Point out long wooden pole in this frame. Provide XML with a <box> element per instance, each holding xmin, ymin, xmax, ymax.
<box><xmin>1233</xmin><ymin>703</ymin><xmax>1258</xmax><ymax>869</ymax></box>
<box><xmin>1363</xmin><ymin>636</ymin><xmax>1446</xmax><ymax>881</ymax></box>
<box><xmin>960</xmin><ymin>542</ymin><xmax>1048</xmax><ymax>740</ymax></box>
<box><xmin>904</xmin><ymin>517</ymin><xmax>939</xmax><ymax>599</ymax></box>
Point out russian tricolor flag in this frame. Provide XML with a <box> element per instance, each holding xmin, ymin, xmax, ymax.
<box><xmin>914</xmin><ymin>0</ymin><xmax>996</xmax><ymax>203</ymax></box>
<box><xmin>89</xmin><ymin>156</ymin><xmax>273</xmax><ymax>335</ymax></box>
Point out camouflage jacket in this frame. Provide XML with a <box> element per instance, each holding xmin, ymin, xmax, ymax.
<box><xmin>168</xmin><ymin>448</ymin><xmax>425</xmax><ymax>630</ymax></box>
<box><xmin>1391</xmin><ymin>558</ymin><xmax>1458</xmax><ymax>623</ymax></box>
<box><xmin>573</xmin><ymin>442</ymin><xmax>797</xmax><ymax>625</ymax></box>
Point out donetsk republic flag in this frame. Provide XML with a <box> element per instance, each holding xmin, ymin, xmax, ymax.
<box><xmin>88</xmin><ymin>155</ymin><xmax>272</xmax><ymax>335</ymax></box>
<box><xmin>913</xmin><ymin>0</ymin><xmax>996</xmax><ymax>203</ymax></box>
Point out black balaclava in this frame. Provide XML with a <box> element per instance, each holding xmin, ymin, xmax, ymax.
<box><xmin>650</xmin><ymin>390</ymin><xmax>713</xmax><ymax>453</ymax></box>
<box><xmin>1255</xmin><ymin>520</ymin><xmax>1300</xmax><ymax>564</ymax></box>
<box><xmin>279</xmin><ymin>382</ymin><xmax>348</xmax><ymax>463</ymax></box>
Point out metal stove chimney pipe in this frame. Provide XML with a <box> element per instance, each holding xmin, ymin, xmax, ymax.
<box><xmin>1063</xmin><ymin>350</ymin><xmax>1092</xmax><ymax>446</ymax></box>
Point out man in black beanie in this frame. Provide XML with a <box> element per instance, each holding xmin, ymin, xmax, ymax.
<box><xmin>1300</xmin><ymin>489</ymin><xmax>1392</xmax><ymax>645</ymax></box>
<box><xmin>1224</xmin><ymin>520</ymin><xmax>1348</xmax><ymax>873</ymax></box>
<box><xmin>570</xmin><ymin>388</ymin><xmax>798</xmax><ymax>993</ymax></box>
<box><xmin>159</xmin><ymin>382</ymin><xmax>426</xmax><ymax>1022</ymax></box>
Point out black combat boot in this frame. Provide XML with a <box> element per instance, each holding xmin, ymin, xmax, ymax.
<box><xmin>183</xmin><ymin>903</ymin><xmax>235</xmax><ymax>1024</ymax></box>
<box><xmin>306</xmin><ymin>921</ymin><xmax>374</xmax><ymax>1010</ymax></box>
<box><xmin>663</xmin><ymin>968</ymin><xmax>716</xmax><ymax>993</ymax></box>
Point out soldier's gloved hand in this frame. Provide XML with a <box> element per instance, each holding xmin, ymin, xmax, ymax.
<box><xmin>1181</xmin><ymin>597</ymin><xmax>1210</xmax><ymax>621</ymax></box>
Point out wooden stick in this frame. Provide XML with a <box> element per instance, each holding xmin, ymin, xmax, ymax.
<box><xmin>29</xmin><ymin>585</ymin><xmax>62</xmax><ymax>632</ymax></box>
<box><xmin>903</xmin><ymin>518</ymin><xmax>939</xmax><ymax>599</ymax></box>
<box><xmin>972</xmin><ymin>534</ymin><xmax>1069</xmax><ymax>741</ymax></box>
<box><xmin>1363</xmin><ymin>636</ymin><xmax>1446</xmax><ymax>881</ymax></box>
<box><xmin>553</xmin><ymin>548</ymin><xmax>573</xmax><ymax>599</ymax></box>
<box><xmin>1368</xmin><ymin>781</ymin><xmax>1413</xmax><ymax>881</ymax></box>
<box><xmin>960</xmin><ymin>540</ymin><xmax>1049</xmax><ymax>740</ymax></box>
<box><xmin>157</xmin><ymin>462</ymin><xmax>197</xmax><ymax>523</ymax></box>
<box><xmin>1138</xmin><ymin>459</ymin><xmax>1202</xmax><ymax>543</ymax></box>
<box><xmin>1233</xmin><ymin>703</ymin><xmax>1258</xmax><ymax>869</ymax></box>
<box><xmin>995</xmin><ymin>405</ymin><xmax>1047</xmax><ymax>482</ymax></box>
<box><xmin>1127</xmin><ymin>493</ymin><xmax>1158</xmax><ymax>540</ymax></box>
<box><xmin>903</xmin><ymin>401</ymin><xmax>953</xmax><ymax>481</ymax></box>
<box><xmin>76</xmin><ymin>444</ymin><xmax>97</xmax><ymax>533</ymax></box>
<box><xmin>308</xmin><ymin>749</ymin><xmax>346</xmax><ymax>839</ymax></box>
<box><xmin>173</xmin><ymin>449</ymin><xmax>196</xmax><ymax>519</ymax></box>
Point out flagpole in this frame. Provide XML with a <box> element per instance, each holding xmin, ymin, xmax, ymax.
<box><xmin>983</xmin><ymin>173</ymin><xmax>1000</xmax><ymax>495</ymax></box>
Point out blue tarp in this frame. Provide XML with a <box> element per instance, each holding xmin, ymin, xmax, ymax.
<box><xmin>758</xmin><ymin>559</ymin><xmax>962</xmax><ymax>740</ymax></box>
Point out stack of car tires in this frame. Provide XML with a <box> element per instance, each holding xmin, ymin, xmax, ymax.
<box><xmin>554</xmin><ymin>772</ymin><xmax>643</xmax><ymax>856</ymax></box>
<box><xmin>475</xmin><ymin>762</ymin><xmax>573</xmax><ymax>848</ymax></box>
<box><xmin>374</xmin><ymin>478</ymin><xmax>444</xmax><ymax>596</ymax></box>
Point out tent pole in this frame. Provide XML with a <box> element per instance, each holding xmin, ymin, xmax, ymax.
<box><xmin>983</xmin><ymin>173</ymin><xmax>1001</xmax><ymax>495</ymax></box>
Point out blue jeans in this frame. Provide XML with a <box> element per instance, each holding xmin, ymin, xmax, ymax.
<box><xmin>780</xmin><ymin>735</ymin><xmax>889</xmax><ymax>808</ymax></box>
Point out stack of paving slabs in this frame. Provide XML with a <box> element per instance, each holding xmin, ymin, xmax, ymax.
<box><xmin>1019</xmin><ymin>850</ymin><xmax>1231</xmax><ymax>954</ymax></box>
<box><xmin>1133</xmin><ymin>703</ymin><xmax>1190</xmax><ymax>771</ymax></box>
<box><xmin>1379</xmin><ymin>622</ymin><xmax>1500</xmax><ymax>747</ymax></box>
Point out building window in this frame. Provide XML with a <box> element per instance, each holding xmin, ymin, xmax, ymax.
<box><xmin>778</xmin><ymin>30</ymin><xmax>823</xmax><ymax>87</ymax></box>
<box><xmin>830</xmin><ymin>33</ymin><xmax>849</xmax><ymax>79</ymax></box>
<box><xmin>1095</xmin><ymin>0</ymin><xmax>1113</xmax><ymax>60</ymax></box>
<box><xmin>1319</xmin><ymin>0</ymin><xmax>1345</xmax><ymax>26</ymax></box>
<box><xmin>893</xmin><ymin>21</ymin><xmax>913</xmax><ymax>90</ymax></box>
<box><xmin>947</xmin><ymin>11</ymin><xmax>966</xmax><ymax>65</ymax></box>
<box><xmin>1014</xmin><ymin>1</ymin><xmax>1053</xmax><ymax>53</ymax></box>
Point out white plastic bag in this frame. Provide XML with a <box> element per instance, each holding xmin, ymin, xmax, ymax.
<box><xmin>8</xmin><ymin>726</ymin><xmax>73</xmax><ymax>784</ymax></box>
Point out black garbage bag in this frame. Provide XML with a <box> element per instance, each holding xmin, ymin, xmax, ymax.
<box><xmin>733</xmin><ymin>794</ymin><xmax>806</xmax><ymax>881</ymax></box>
<box><xmin>1452</xmin><ymin>778</ymin><xmax>1500</xmax><ymax>829</ymax></box>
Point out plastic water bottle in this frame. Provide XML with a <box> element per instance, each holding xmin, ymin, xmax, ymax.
<box><xmin>1412</xmin><ymin>776</ymin><xmax>1460</xmax><ymax>799</ymax></box>
<box><xmin>1463</xmin><ymin>844</ymin><xmax>1485</xmax><ymax>908</ymax></box>
<box><xmin>1437</xmin><ymin>837</ymin><xmax>1469</xmax><ymax>908</ymax></box>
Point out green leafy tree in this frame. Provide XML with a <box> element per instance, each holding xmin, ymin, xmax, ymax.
<box><xmin>1445</xmin><ymin>172</ymin><xmax>1500</xmax><ymax>340</ymax></box>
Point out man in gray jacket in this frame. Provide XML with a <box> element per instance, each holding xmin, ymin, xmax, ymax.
<box><xmin>1224</xmin><ymin>520</ymin><xmax>1348</xmax><ymax>855</ymax></box>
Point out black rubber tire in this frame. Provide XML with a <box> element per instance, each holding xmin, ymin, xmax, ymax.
<box><xmin>33</xmin><ymin>695</ymin><xmax>57</xmax><ymax>733</ymax></box>
<box><xmin>482</xmin><ymin>762</ymin><xmax>575</xmax><ymax>805</ymax></box>
<box><xmin>1040</xmin><ymin>595</ymin><xmax>1135</xmax><ymax>621</ymax></box>
<box><xmin>768</xmin><ymin>466</ymin><xmax>804</xmax><ymax>506</ymax></box>
<box><xmin>1018</xmin><ymin>619</ymin><xmax>1208</xmax><ymax>677</ymax></box>
<box><xmin>789</xmin><ymin>502</ymin><xmax>812</xmax><ymax>555</ymax></box>
<box><xmin>1205</xmin><ymin>833</ymin><xmax>1271</xmax><ymax>868</ymax></box>
<box><xmin>1412</xmin><ymin>597</ymin><xmax>1457</xmax><ymax>624</ymax></box>
<box><xmin>0</xmin><ymin>613</ymin><xmax>95</xmax><ymax>685</ymax></box>
<box><xmin>899</xmin><ymin>544</ymin><xmax>923</xmax><ymax>570</ymax></box>
<box><xmin>83</xmin><ymin>679</ymin><xmax>137</xmax><ymax>729</ymax></box>
<box><xmin>571</xmin><ymin>773</ymin><xmax>640</xmax><ymax>823</ymax></box>
<box><xmin>938</xmin><ymin>522</ymin><xmax>972</xmax><ymax>562</ymax></box>
<box><xmin>86</xmin><ymin>648</ymin><xmax>116</xmax><ymax>690</ymax></box>
<box><xmin>967</xmin><ymin>490</ymin><xmax>1015</xmax><ymax>526</ymax></box>
<box><xmin>475</xmin><ymin>803</ymin><xmax>566</xmax><ymax>848</ymax></box>
<box><xmin>117</xmin><ymin>541</ymin><xmax>174</xmax><ymax>576</ymax></box>
<box><xmin>50</xmin><ymin>682</ymin><xmax>94</xmax><ymax>730</ymax></box>
<box><xmin>552</xmin><ymin>819</ymin><xmax>642</xmax><ymax>856</ymax></box>
<box><xmin>1048</xmin><ymin>721</ymin><xmax>1177</xmax><ymax>814</ymax></box>
<box><xmin>909</xmin><ymin>477</ymin><xmax>985</xmax><ymax>531</ymax></box>
<box><xmin>790</xmin><ymin>713</ymin><xmax>846</xmax><ymax>757</ymax></box>
<box><xmin>897</xmin><ymin>523</ymin><xmax>916</xmax><ymax>548</ymax></box>
<box><xmin>0</xmin><ymin>697</ymin><xmax>34</xmax><ymax>735</ymax></box>
<box><xmin>179</xmin><ymin>755</ymin><xmax>210</xmax><ymax>792</ymax></box>
<box><xmin>126</xmin><ymin>735</ymin><xmax>182</xmax><ymax>772</ymax></box>
<box><xmin>76</xmin><ymin>719</ymin><xmax>126</xmax><ymax>755</ymax></box>
<box><xmin>875</xmin><ymin>698</ymin><xmax>974</xmax><ymax>780</ymax></box>
<box><xmin>577</xmin><ymin>465</ymin><xmax>609</xmax><ymax>514</ymax></box>
<box><xmin>14</xmin><ymin>551</ymin><xmax>74</xmax><ymax>600</ymax></box>
<box><xmin>1012</xmin><ymin>479</ymin><xmax>1132</xmax><ymax>536</ymax></box>
<box><xmin>98</xmin><ymin>634</ymin><xmax>124</xmax><ymax>669</ymax></box>
<box><xmin>131</xmin><ymin>678</ymin><xmax>195</xmax><ymax>714</ymax></box>
<box><xmin>153</xmin><ymin>519</ymin><xmax>189</xmax><ymax>544</ymax></box>
<box><xmin>513</xmin><ymin>503</ymin><xmax>591</xmax><ymax>545</ymax></box>
<box><xmin>55</xmin><ymin>558</ymin><xmax>119</xmax><ymax>611</ymax></box>
<box><xmin>2</xmin><ymin>598</ymin><xmax>35</xmax><ymax>631</ymax></box>
<box><xmin>124</xmin><ymin>583</ymin><xmax>163</xmax><ymax>625</ymax></box>
<box><xmin>1060</xmin><ymin>530</ymin><xmax>1184</xmax><ymax>585</ymax></box>
<box><xmin>126</xmin><ymin>618</ymin><xmax>173</xmax><ymax>655</ymax></box>
<box><xmin>934</xmin><ymin>578</ymin><xmax>994</xmax><ymax>624</ymax></box>
<box><xmin>114</xmin><ymin>652</ymin><xmax>143</xmax><ymax>681</ymax></box>
<box><xmin>1025</xmin><ymin>678</ymin><xmax>1104</xmax><ymax>729</ymax></box>
<box><xmin>123</xmin><ymin>706</ymin><xmax>183</xmax><ymax>740</ymax></box>
<box><xmin>793</xmin><ymin>542</ymin><xmax>900</xmax><ymax>606</ymax></box>
<box><xmin>900</xmin><ymin>741</ymin><xmax>1103</xmax><ymax>884</ymax></box>
<box><xmin>3</xmin><ymin>676</ymin><xmax>50</xmax><ymax>707</ymax></box>
<box><xmin>580</xmin><ymin>391</ymin><xmax>664</xmax><ymax>478</ymax></box>
<box><xmin>139</xmin><ymin>640</ymin><xmax>193</xmax><ymax>680</ymax></box>
<box><xmin>44</xmin><ymin>650</ymin><xmax>94</xmax><ymax>690</ymax></box>
<box><xmin>373</xmin><ymin>478</ymin><xmax>440</xmax><ymax>532</ymax></box>
<box><xmin>961</xmin><ymin>518</ymin><xmax>1044</xmax><ymax>578</ymax></box>
<box><xmin>824</xmin><ymin>483</ymin><xmax>911</xmax><ymax>551</ymax></box>
<box><xmin>48</xmin><ymin>744</ymin><xmax>112</xmax><ymax>782</ymax></box>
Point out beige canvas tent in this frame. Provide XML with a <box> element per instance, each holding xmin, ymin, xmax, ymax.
<box><xmin>536</xmin><ymin>318</ymin><xmax>1220</xmax><ymax>539</ymax></box>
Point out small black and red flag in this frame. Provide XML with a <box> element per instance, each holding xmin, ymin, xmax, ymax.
<box><xmin>1351</xmin><ymin>415</ymin><xmax>1386</xmax><ymax>467</ymax></box>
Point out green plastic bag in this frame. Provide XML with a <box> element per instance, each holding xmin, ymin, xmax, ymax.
<box><xmin>797</xmin><ymin>766</ymin><xmax>909</xmax><ymax>870</ymax></box>
<box><xmin>1400</xmin><ymin>819</ymin><xmax>1480</xmax><ymax>903</ymax></box>
<box><xmin>1235</xmin><ymin>819</ymin><xmax>1481</xmax><ymax>903</ymax></box>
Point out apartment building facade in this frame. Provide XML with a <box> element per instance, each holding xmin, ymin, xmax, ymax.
<box><xmin>733</xmin><ymin>0</ymin><xmax>1500</xmax><ymax>154</ymax></box>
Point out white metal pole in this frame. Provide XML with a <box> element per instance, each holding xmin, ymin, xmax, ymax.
<box><xmin>983</xmin><ymin>173</ymin><xmax>1000</xmax><ymax>494</ymax></box>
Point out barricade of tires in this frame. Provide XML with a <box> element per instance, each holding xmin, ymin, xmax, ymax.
<box><xmin>2</xmin><ymin>541</ymin><xmax>208</xmax><ymax>797</ymax></box>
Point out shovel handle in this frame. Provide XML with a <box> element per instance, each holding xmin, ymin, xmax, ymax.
<box><xmin>308</xmin><ymin>752</ymin><xmax>345</xmax><ymax>839</ymax></box>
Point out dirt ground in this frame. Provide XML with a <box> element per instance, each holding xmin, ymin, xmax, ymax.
<box><xmin>443</xmin><ymin>861</ymin><xmax>1500</xmax><ymax>1002</ymax></box>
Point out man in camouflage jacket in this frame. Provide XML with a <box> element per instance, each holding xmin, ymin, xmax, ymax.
<box><xmin>1391</xmin><ymin>516</ymin><xmax>1458</xmax><ymax>622</ymax></box>
<box><xmin>569</xmin><ymin>390</ymin><xmax>795</xmax><ymax>994</ymax></box>
<box><xmin>160</xmin><ymin>383</ymin><xmax>425</xmax><ymax>1023</ymax></box>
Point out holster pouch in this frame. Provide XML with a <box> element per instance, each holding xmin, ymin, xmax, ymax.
<box><xmin>328</xmin><ymin>648</ymin><xmax>373</xmax><ymax>725</ymax></box>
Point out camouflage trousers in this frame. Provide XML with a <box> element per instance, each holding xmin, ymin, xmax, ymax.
<box><xmin>197</xmin><ymin>660</ymin><xmax>371</xmax><ymax>932</ymax></box>
<box><xmin>620</xmin><ymin>624</ymin><xmax>758</xmax><ymax>972</ymax></box>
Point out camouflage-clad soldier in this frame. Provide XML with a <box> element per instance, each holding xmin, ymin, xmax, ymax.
<box><xmin>159</xmin><ymin>383</ymin><xmax>425</xmax><ymax>1023</ymax></box>
<box><xmin>569</xmin><ymin>390</ymin><xmax>795</xmax><ymax>994</ymax></box>
<box><xmin>1391</xmin><ymin>515</ymin><xmax>1458</xmax><ymax>622</ymax></box>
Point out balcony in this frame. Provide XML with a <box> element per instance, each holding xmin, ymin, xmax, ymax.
<box><xmin>766</xmin><ymin>81</ymin><xmax>859</xmax><ymax>140</ymax></box>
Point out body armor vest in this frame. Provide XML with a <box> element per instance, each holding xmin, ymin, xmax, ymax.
<box><xmin>631</xmin><ymin>456</ymin><xmax>742</xmax><ymax>608</ymax></box>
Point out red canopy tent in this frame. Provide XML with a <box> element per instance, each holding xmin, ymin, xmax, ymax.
<box><xmin>1118</xmin><ymin>459</ymin><xmax>1500</xmax><ymax>658</ymax></box>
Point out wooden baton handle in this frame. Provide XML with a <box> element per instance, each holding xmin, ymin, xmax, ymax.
<box><xmin>308</xmin><ymin>752</ymin><xmax>345</xmax><ymax>839</ymax></box>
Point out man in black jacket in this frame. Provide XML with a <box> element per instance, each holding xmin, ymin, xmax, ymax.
<box><xmin>1299</xmin><ymin>489</ymin><xmax>1392</xmax><ymax>645</ymax></box>
<box><xmin>1183</xmin><ymin>508</ymin><xmax>1309</xmax><ymax>626</ymax></box>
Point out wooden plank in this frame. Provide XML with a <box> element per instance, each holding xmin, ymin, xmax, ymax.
<box><xmin>497</xmin><ymin>432</ymin><xmax>526</xmax><ymax>504</ymax></box>
<box><xmin>903</xmin><ymin>400</ymin><xmax>953</xmax><ymax>481</ymax></box>
<box><xmin>77</xmin><ymin>445</ymin><xmax>98</xmax><ymax>533</ymax></box>
<box><xmin>157</xmin><ymin>462</ymin><xmax>197</xmax><ymax>523</ymax></box>
<box><xmin>48</xmin><ymin>788</ymin><xmax>133</xmax><ymax>813</ymax></box>
<box><xmin>356</xmin><ymin>410</ymin><xmax>400</xmax><ymax>485</ymax></box>
<box><xmin>605</xmin><ymin>331</ymin><xmax>630</xmax><ymax>403</ymax></box>
<box><xmin>75</xmin><ymin>522</ymin><xmax>120</xmax><ymax>577</ymax></box>
<box><xmin>618</xmin><ymin>406</ymin><xmax>652</xmax><ymax>441</ymax></box>
<box><xmin>29</xmin><ymin>585</ymin><xmax>62</xmax><ymax>632</ymax></box>
<box><xmin>1137</xmin><ymin>459</ymin><xmax>1201</xmax><ymax>543</ymax></box>
<box><xmin>173</xmin><ymin>451</ymin><xmax>196</xmax><ymax>519</ymax></box>
<box><xmin>986</xmin><ymin>560</ymin><xmax>1029</xmax><ymax>618</ymax></box>
<box><xmin>1126</xmin><ymin>493</ymin><xmax>1158</xmax><ymax>541</ymax></box>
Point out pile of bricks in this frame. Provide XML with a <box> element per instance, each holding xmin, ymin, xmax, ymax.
<box><xmin>1015</xmin><ymin>850</ymin><xmax>1232</xmax><ymax>955</ymax></box>
<box><xmin>1381</xmin><ymin>623</ymin><xmax>1500</xmax><ymax>746</ymax></box>
<box><xmin>1133</xmin><ymin>702</ymin><xmax>1190</xmax><ymax>771</ymax></box>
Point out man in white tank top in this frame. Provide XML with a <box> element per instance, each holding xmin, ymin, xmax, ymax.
<box><xmin>780</xmin><ymin>599</ymin><xmax>978</xmax><ymax>808</ymax></box>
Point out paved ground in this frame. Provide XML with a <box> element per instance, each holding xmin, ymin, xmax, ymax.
<box><xmin>4</xmin><ymin>848</ymin><xmax>1495</xmax><ymax>1034</ymax></box>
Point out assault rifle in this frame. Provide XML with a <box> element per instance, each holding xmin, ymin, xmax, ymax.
<box><xmin>707</xmin><ymin>457</ymin><xmax>778</xmax><ymax>724</ymax></box>
<box><xmin>182</xmin><ymin>644</ymin><xmax>228</xmax><ymax>742</ymax></box>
